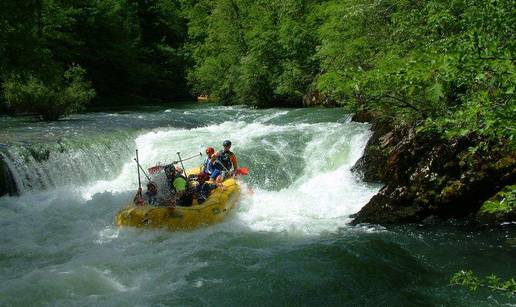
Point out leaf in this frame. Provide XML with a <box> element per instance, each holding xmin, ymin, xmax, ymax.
<box><xmin>427</xmin><ymin>82</ymin><xmax>444</xmax><ymax>104</ymax></box>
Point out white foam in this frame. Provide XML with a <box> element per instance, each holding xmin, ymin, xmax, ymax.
<box><xmin>77</xmin><ymin>116</ymin><xmax>379</xmax><ymax>234</ymax></box>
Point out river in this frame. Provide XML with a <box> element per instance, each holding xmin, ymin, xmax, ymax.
<box><xmin>0</xmin><ymin>104</ymin><xmax>514</xmax><ymax>306</ymax></box>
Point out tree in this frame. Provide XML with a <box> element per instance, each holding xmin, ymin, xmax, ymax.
<box><xmin>3</xmin><ymin>65</ymin><xmax>95</xmax><ymax>120</ymax></box>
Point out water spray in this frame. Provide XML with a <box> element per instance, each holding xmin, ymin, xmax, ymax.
<box><xmin>133</xmin><ymin>158</ymin><xmax>151</xmax><ymax>181</ymax></box>
<box><xmin>176</xmin><ymin>152</ymin><xmax>187</xmax><ymax>178</ymax></box>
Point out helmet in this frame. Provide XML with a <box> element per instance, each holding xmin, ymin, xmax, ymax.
<box><xmin>198</xmin><ymin>173</ymin><xmax>210</xmax><ymax>183</ymax></box>
<box><xmin>223</xmin><ymin>140</ymin><xmax>231</xmax><ymax>147</ymax></box>
<box><xmin>206</xmin><ymin>147</ymin><xmax>215</xmax><ymax>155</ymax></box>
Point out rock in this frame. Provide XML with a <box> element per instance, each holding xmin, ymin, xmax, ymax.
<box><xmin>350</xmin><ymin>118</ymin><xmax>516</xmax><ymax>225</ymax></box>
<box><xmin>0</xmin><ymin>157</ymin><xmax>6</xmax><ymax>197</ymax></box>
<box><xmin>351</xmin><ymin>118</ymin><xmax>396</xmax><ymax>182</ymax></box>
<box><xmin>351</xmin><ymin>185</ymin><xmax>425</xmax><ymax>224</ymax></box>
<box><xmin>422</xmin><ymin>215</ymin><xmax>442</xmax><ymax>225</ymax></box>
<box><xmin>507</xmin><ymin>237</ymin><xmax>516</xmax><ymax>247</ymax></box>
<box><xmin>0</xmin><ymin>153</ymin><xmax>18</xmax><ymax>197</ymax></box>
<box><xmin>302</xmin><ymin>90</ymin><xmax>337</xmax><ymax>107</ymax></box>
<box><xmin>439</xmin><ymin>180</ymin><xmax>463</xmax><ymax>203</ymax></box>
<box><xmin>476</xmin><ymin>185</ymin><xmax>516</xmax><ymax>224</ymax></box>
<box><xmin>351</xmin><ymin>110</ymin><xmax>375</xmax><ymax>122</ymax></box>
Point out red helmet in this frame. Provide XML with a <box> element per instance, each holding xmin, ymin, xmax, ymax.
<box><xmin>198</xmin><ymin>172</ymin><xmax>210</xmax><ymax>183</ymax></box>
<box><xmin>206</xmin><ymin>147</ymin><xmax>215</xmax><ymax>155</ymax></box>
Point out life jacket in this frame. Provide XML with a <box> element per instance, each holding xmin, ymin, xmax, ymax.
<box><xmin>169</xmin><ymin>173</ymin><xmax>194</xmax><ymax>206</ymax></box>
<box><xmin>207</xmin><ymin>159</ymin><xmax>222</xmax><ymax>173</ymax></box>
<box><xmin>203</xmin><ymin>157</ymin><xmax>212</xmax><ymax>174</ymax></box>
<box><xmin>169</xmin><ymin>173</ymin><xmax>191</xmax><ymax>194</ymax></box>
<box><xmin>217</xmin><ymin>150</ymin><xmax>234</xmax><ymax>171</ymax></box>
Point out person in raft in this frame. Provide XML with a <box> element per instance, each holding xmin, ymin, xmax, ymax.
<box><xmin>145</xmin><ymin>181</ymin><xmax>159</xmax><ymax>205</ymax></box>
<box><xmin>204</xmin><ymin>154</ymin><xmax>222</xmax><ymax>181</ymax></box>
<box><xmin>202</xmin><ymin>147</ymin><xmax>216</xmax><ymax>176</ymax></box>
<box><xmin>214</xmin><ymin>140</ymin><xmax>238</xmax><ymax>182</ymax></box>
<box><xmin>194</xmin><ymin>173</ymin><xmax>218</xmax><ymax>204</ymax></box>
<box><xmin>164</xmin><ymin>164</ymin><xmax>194</xmax><ymax>206</ymax></box>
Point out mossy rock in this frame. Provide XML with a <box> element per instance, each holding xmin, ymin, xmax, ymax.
<box><xmin>494</xmin><ymin>156</ymin><xmax>516</xmax><ymax>171</ymax></box>
<box><xmin>477</xmin><ymin>185</ymin><xmax>516</xmax><ymax>224</ymax></box>
<box><xmin>0</xmin><ymin>157</ymin><xmax>6</xmax><ymax>196</ymax></box>
<box><xmin>440</xmin><ymin>180</ymin><xmax>463</xmax><ymax>203</ymax></box>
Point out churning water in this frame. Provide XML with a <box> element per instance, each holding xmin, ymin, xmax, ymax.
<box><xmin>0</xmin><ymin>105</ymin><xmax>514</xmax><ymax>306</ymax></box>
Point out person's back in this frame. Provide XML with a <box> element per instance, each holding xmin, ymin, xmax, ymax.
<box><xmin>173</xmin><ymin>175</ymin><xmax>194</xmax><ymax>206</ymax></box>
<box><xmin>195</xmin><ymin>174</ymin><xmax>217</xmax><ymax>204</ymax></box>
<box><xmin>165</xmin><ymin>165</ymin><xmax>193</xmax><ymax>206</ymax></box>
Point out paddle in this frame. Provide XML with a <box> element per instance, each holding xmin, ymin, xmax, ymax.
<box><xmin>134</xmin><ymin>150</ymin><xmax>144</xmax><ymax>206</ymax></box>
<box><xmin>214</xmin><ymin>159</ymin><xmax>248</xmax><ymax>177</ymax></box>
<box><xmin>176</xmin><ymin>152</ymin><xmax>188</xmax><ymax>178</ymax></box>
<box><xmin>147</xmin><ymin>152</ymin><xmax>202</xmax><ymax>174</ymax></box>
<box><xmin>234</xmin><ymin>167</ymin><xmax>249</xmax><ymax>176</ymax></box>
<box><xmin>134</xmin><ymin>158</ymin><xmax>151</xmax><ymax>181</ymax></box>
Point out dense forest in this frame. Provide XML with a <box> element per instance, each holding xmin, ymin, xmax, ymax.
<box><xmin>186</xmin><ymin>0</ymin><xmax>514</xmax><ymax>146</ymax></box>
<box><xmin>1</xmin><ymin>0</ymin><xmax>514</xmax><ymax>146</ymax></box>
<box><xmin>0</xmin><ymin>0</ymin><xmax>190</xmax><ymax>119</ymax></box>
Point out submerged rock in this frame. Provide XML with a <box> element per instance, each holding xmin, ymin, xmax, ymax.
<box><xmin>477</xmin><ymin>185</ymin><xmax>516</xmax><ymax>224</ymax></box>
<box><xmin>350</xmin><ymin>116</ymin><xmax>516</xmax><ymax>225</ymax></box>
<box><xmin>302</xmin><ymin>89</ymin><xmax>337</xmax><ymax>107</ymax></box>
<box><xmin>351</xmin><ymin>115</ymin><xmax>396</xmax><ymax>183</ymax></box>
<box><xmin>0</xmin><ymin>152</ymin><xmax>18</xmax><ymax>196</ymax></box>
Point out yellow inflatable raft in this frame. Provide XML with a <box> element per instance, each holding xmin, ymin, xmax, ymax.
<box><xmin>115</xmin><ymin>172</ymin><xmax>240</xmax><ymax>231</ymax></box>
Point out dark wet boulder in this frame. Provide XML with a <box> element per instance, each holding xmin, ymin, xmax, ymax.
<box><xmin>351</xmin><ymin>113</ymin><xmax>397</xmax><ymax>183</ymax></box>
<box><xmin>302</xmin><ymin>89</ymin><xmax>337</xmax><ymax>107</ymax></box>
<box><xmin>0</xmin><ymin>153</ymin><xmax>18</xmax><ymax>197</ymax></box>
<box><xmin>351</xmin><ymin>123</ymin><xmax>516</xmax><ymax>225</ymax></box>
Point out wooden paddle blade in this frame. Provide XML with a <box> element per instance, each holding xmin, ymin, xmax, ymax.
<box><xmin>148</xmin><ymin>165</ymin><xmax>163</xmax><ymax>174</ymax></box>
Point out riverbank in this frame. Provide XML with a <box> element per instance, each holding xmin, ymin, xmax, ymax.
<box><xmin>349</xmin><ymin>111</ymin><xmax>516</xmax><ymax>225</ymax></box>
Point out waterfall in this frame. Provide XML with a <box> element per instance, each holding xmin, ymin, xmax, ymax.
<box><xmin>1</xmin><ymin>132</ymin><xmax>136</xmax><ymax>194</ymax></box>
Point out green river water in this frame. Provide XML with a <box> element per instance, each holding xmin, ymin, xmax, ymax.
<box><xmin>0</xmin><ymin>104</ymin><xmax>514</xmax><ymax>306</ymax></box>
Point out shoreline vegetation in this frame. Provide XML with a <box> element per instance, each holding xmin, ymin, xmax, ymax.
<box><xmin>0</xmin><ymin>0</ymin><xmax>514</xmax><ymax>224</ymax></box>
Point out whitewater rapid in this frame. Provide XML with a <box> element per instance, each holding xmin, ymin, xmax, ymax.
<box><xmin>2</xmin><ymin>106</ymin><xmax>379</xmax><ymax>234</ymax></box>
<box><xmin>78</xmin><ymin>111</ymin><xmax>379</xmax><ymax>234</ymax></box>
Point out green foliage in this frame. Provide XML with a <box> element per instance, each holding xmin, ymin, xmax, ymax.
<box><xmin>477</xmin><ymin>185</ymin><xmax>516</xmax><ymax>224</ymax></box>
<box><xmin>184</xmin><ymin>0</ymin><xmax>320</xmax><ymax>107</ymax></box>
<box><xmin>185</xmin><ymin>0</ymin><xmax>514</xmax><ymax>147</ymax></box>
<box><xmin>0</xmin><ymin>0</ymin><xmax>191</xmax><ymax>118</ymax></box>
<box><xmin>478</xmin><ymin>185</ymin><xmax>516</xmax><ymax>214</ymax></box>
<box><xmin>317</xmin><ymin>0</ymin><xmax>514</xmax><ymax>145</ymax></box>
<box><xmin>451</xmin><ymin>270</ymin><xmax>516</xmax><ymax>296</ymax></box>
<box><xmin>450</xmin><ymin>270</ymin><xmax>481</xmax><ymax>291</ymax></box>
<box><xmin>3</xmin><ymin>65</ymin><xmax>95</xmax><ymax>120</ymax></box>
<box><xmin>1</xmin><ymin>0</ymin><xmax>514</xmax><ymax>145</ymax></box>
